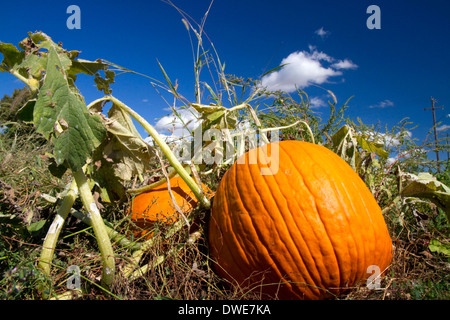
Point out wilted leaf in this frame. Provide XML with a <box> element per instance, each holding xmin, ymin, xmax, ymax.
<box><xmin>190</xmin><ymin>103</ymin><xmax>237</xmax><ymax>131</ymax></box>
<box><xmin>93</xmin><ymin>69</ymin><xmax>115</xmax><ymax>95</ymax></box>
<box><xmin>105</xmin><ymin>104</ymin><xmax>154</xmax><ymax>179</ymax></box>
<box><xmin>355</xmin><ymin>134</ymin><xmax>389</xmax><ymax>159</ymax></box>
<box><xmin>68</xmin><ymin>58</ymin><xmax>115</xmax><ymax>94</ymax></box>
<box><xmin>90</xmin><ymin>102</ymin><xmax>155</xmax><ymax>200</ymax></box>
<box><xmin>190</xmin><ymin>103</ymin><xmax>224</xmax><ymax>114</ymax></box>
<box><xmin>401</xmin><ymin>172</ymin><xmax>450</xmax><ymax>221</ymax></box>
<box><xmin>331</xmin><ymin>125</ymin><xmax>356</xmax><ymax>170</ymax></box>
<box><xmin>206</xmin><ymin>110</ymin><xmax>225</xmax><ymax>124</ymax></box>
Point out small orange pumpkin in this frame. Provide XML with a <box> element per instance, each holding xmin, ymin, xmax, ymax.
<box><xmin>129</xmin><ymin>176</ymin><xmax>211</xmax><ymax>239</ymax></box>
<box><xmin>208</xmin><ymin>140</ymin><xmax>393</xmax><ymax>300</ymax></box>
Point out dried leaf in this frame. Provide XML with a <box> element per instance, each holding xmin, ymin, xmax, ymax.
<box><xmin>401</xmin><ymin>172</ymin><xmax>450</xmax><ymax>221</ymax></box>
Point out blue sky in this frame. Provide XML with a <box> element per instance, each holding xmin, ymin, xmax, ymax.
<box><xmin>1</xmin><ymin>0</ymin><xmax>449</xmax><ymax>163</ymax></box>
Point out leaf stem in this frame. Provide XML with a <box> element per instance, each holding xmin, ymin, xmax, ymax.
<box><xmin>9</xmin><ymin>70</ymin><xmax>39</xmax><ymax>92</ymax></box>
<box><xmin>72</xmin><ymin>167</ymin><xmax>115</xmax><ymax>288</ymax></box>
<box><xmin>41</xmin><ymin>192</ymin><xmax>141</xmax><ymax>251</ymax></box>
<box><xmin>38</xmin><ymin>179</ymin><xmax>78</xmax><ymax>277</ymax></box>
<box><xmin>126</xmin><ymin>163</ymin><xmax>190</xmax><ymax>194</ymax></box>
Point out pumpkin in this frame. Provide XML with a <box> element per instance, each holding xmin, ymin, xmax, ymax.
<box><xmin>129</xmin><ymin>176</ymin><xmax>211</xmax><ymax>239</ymax></box>
<box><xmin>208</xmin><ymin>140</ymin><xmax>392</xmax><ymax>300</ymax></box>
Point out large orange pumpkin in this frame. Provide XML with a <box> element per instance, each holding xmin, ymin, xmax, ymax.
<box><xmin>208</xmin><ymin>140</ymin><xmax>393</xmax><ymax>300</ymax></box>
<box><xmin>129</xmin><ymin>176</ymin><xmax>211</xmax><ymax>239</ymax></box>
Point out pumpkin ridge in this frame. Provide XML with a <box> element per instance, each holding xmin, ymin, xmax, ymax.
<box><xmin>250</xmin><ymin>147</ymin><xmax>305</xmax><ymax>264</ymax></box>
<box><xmin>299</xmin><ymin>142</ymin><xmax>390</xmax><ymax>288</ymax></box>
<box><xmin>254</xmin><ymin>148</ymin><xmax>320</xmax><ymax>297</ymax></box>
<box><xmin>311</xmin><ymin>160</ymin><xmax>362</xmax><ymax>286</ymax></box>
<box><xmin>333</xmin><ymin>179</ymin><xmax>367</xmax><ymax>285</ymax></box>
<box><xmin>218</xmin><ymin>160</ymin><xmax>282</xmax><ymax>289</ymax></box>
<box><xmin>343</xmin><ymin>178</ymin><xmax>380</xmax><ymax>283</ymax></box>
<box><xmin>299</xmin><ymin>142</ymin><xmax>378</xmax><ymax>288</ymax></box>
<box><xmin>229</xmin><ymin>146</ymin><xmax>313</xmax><ymax>296</ymax></box>
<box><xmin>237</xmin><ymin>151</ymin><xmax>294</xmax><ymax>291</ymax></box>
<box><xmin>282</xmin><ymin>142</ymin><xmax>343</xmax><ymax>290</ymax></box>
<box><xmin>220</xmin><ymin>167</ymin><xmax>256</xmax><ymax>282</ymax></box>
<box><xmin>262</xmin><ymin>145</ymin><xmax>332</xmax><ymax>293</ymax></box>
<box><xmin>351</xmin><ymin>182</ymin><xmax>392</xmax><ymax>274</ymax></box>
<box><xmin>334</xmin><ymin>178</ymin><xmax>370</xmax><ymax>286</ymax></box>
<box><xmin>274</xmin><ymin>142</ymin><xmax>331</xmax><ymax>294</ymax></box>
<box><xmin>312</xmin><ymin>146</ymin><xmax>386</xmax><ymax>283</ymax></box>
<box><xmin>253</xmin><ymin>142</ymin><xmax>338</xmax><ymax>298</ymax></box>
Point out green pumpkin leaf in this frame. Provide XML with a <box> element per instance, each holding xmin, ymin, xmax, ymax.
<box><xmin>0</xmin><ymin>42</ymin><xmax>25</xmax><ymax>72</ymax></box>
<box><xmin>27</xmin><ymin>220</ymin><xmax>46</xmax><ymax>235</ymax></box>
<box><xmin>69</xmin><ymin>58</ymin><xmax>110</xmax><ymax>76</ymax></box>
<box><xmin>206</xmin><ymin>110</ymin><xmax>225</xmax><ymax>123</ymax></box>
<box><xmin>33</xmin><ymin>41</ymin><xmax>106</xmax><ymax>171</ymax></box>
<box><xmin>17</xmin><ymin>99</ymin><xmax>36</xmax><ymax>122</ymax></box>
<box><xmin>355</xmin><ymin>134</ymin><xmax>389</xmax><ymax>159</ymax></box>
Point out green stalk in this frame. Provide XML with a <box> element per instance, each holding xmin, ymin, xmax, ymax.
<box><xmin>245</xmin><ymin>103</ymin><xmax>269</xmax><ymax>145</ymax></box>
<box><xmin>41</xmin><ymin>193</ymin><xmax>141</xmax><ymax>252</ymax></box>
<box><xmin>299</xmin><ymin>120</ymin><xmax>315</xmax><ymax>144</ymax></box>
<box><xmin>126</xmin><ymin>163</ymin><xmax>191</xmax><ymax>195</ymax></box>
<box><xmin>260</xmin><ymin>120</ymin><xmax>315</xmax><ymax>145</ymax></box>
<box><xmin>88</xmin><ymin>96</ymin><xmax>210</xmax><ymax>209</ymax></box>
<box><xmin>69</xmin><ymin>209</ymin><xmax>140</xmax><ymax>251</ymax></box>
<box><xmin>72</xmin><ymin>167</ymin><xmax>115</xmax><ymax>288</ymax></box>
<box><xmin>38</xmin><ymin>179</ymin><xmax>78</xmax><ymax>277</ymax></box>
<box><xmin>10</xmin><ymin>70</ymin><xmax>39</xmax><ymax>93</ymax></box>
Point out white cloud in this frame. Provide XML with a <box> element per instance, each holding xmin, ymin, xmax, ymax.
<box><xmin>331</xmin><ymin>59</ymin><xmax>358</xmax><ymax>70</ymax></box>
<box><xmin>307</xmin><ymin>45</ymin><xmax>334</xmax><ymax>62</ymax></box>
<box><xmin>145</xmin><ymin>107</ymin><xmax>200</xmax><ymax>148</ymax></box>
<box><xmin>386</xmin><ymin>157</ymin><xmax>396</xmax><ymax>166</ymax></box>
<box><xmin>154</xmin><ymin>107</ymin><xmax>200</xmax><ymax>138</ymax></box>
<box><xmin>315</xmin><ymin>27</ymin><xmax>329</xmax><ymax>39</ymax></box>
<box><xmin>436</xmin><ymin>124</ymin><xmax>450</xmax><ymax>132</ymax></box>
<box><xmin>142</xmin><ymin>99</ymin><xmax>149</xmax><ymax>103</ymax></box>
<box><xmin>369</xmin><ymin>99</ymin><xmax>395</xmax><ymax>109</ymax></box>
<box><xmin>260</xmin><ymin>47</ymin><xmax>357</xmax><ymax>93</ymax></box>
<box><xmin>309</xmin><ymin>97</ymin><xmax>327</xmax><ymax>108</ymax></box>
